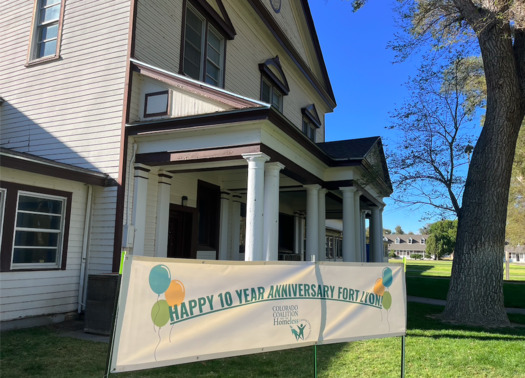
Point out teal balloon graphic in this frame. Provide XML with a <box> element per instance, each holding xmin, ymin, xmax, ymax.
<box><xmin>151</xmin><ymin>300</ymin><xmax>170</xmax><ymax>327</ymax></box>
<box><xmin>382</xmin><ymin>267</ymin><xmax>393</xmax><ymax>288</ymax></box>
<box><xmin>149</xmin><ymin>265</ymin><xmax>171</xmax><ymax>294</ymax></box>
<box><xmin>382</xmin><ymin>291</ymin><xmax>392</xmax><ymax>310</ymax></box>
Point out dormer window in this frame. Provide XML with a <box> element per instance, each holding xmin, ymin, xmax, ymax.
<box><xmin>421</xmin><ymin>238</ymin><xmax>426</xmax><ymax>244</ymax></box>
<box><xmin>395</xmin><ymin>237</ymin><xmax>400</xmax><ymax>244</ymax></box>
<box><xmin>408</xmin><ymin>238</ymin><xmax>413</xmax><ymax>244</ymax></box>
<box><xmin>259</xmin><ymin>56</ymin><xmax>289</xmax><ymax>112</ymax></box>
<box><xmin>182</xmin><ymin>1</ymin><xmax>236</xmax><ymax>87</ymax></box>
<box><xmin>302</xmin><ymin>104</ymin><xmax>321</xmax><ymax>142</ymax></box>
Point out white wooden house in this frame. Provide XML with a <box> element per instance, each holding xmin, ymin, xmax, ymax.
<box><xmin>0</xmin><ymin>0</ymin><xmax>392</xmax><ymax>328</ymax></box>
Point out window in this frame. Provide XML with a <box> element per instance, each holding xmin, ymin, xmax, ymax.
<box><xmin>408</xmin><ymin>238</ymin><xmax>413</xmax><ymax>244</ymax></box>
<box><xmin>395</xmin><ymin>237</ymin><xmax>400</xmax><ymax>244</ymax></box>
<box><xmin>183</xmin><ymin>4</ymin><xmax>226</xmax><ymax>87</ymax></box>
<box><xmin>28</xmin><ymin>0</ymin><xmax>65</xmax><ymax>63</ymax></box>
<box><xmin>259</xmin><ymin>56</ymin><xmax>289</xmax><ymax>113</ymax></box>
<box><xmin>262</xmin><ymin>77</ymin><xmax>283</xmax><ymax>111</ymax></box>
<box><xmin>0</xmin><ymin>181</ymin><xmax>71</xmax><ymax>271</ymax></box>
<box><xmin>302</xmin><ymin>104</ymin><xmax>321</xmax><ymax>142</ymax></box>
<box><xmin>421</xmin><ymin>238</ymin><xmax>426</xmax><ymax>244</ymax></box>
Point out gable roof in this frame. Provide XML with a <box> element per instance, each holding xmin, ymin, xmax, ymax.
<box><xmin>317</xmin><ymin>137</ymin><xmax>380</xmax><ymax>161</ymax></box>
<box><xmin>318</xmin><ymin>137</ymin><xmax>393</xmax><ymax>195</ymax></box>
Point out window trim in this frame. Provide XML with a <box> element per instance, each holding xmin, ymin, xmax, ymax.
<box><xmin>181</xmin><ymin>1</ymin><xmax>228</xmax><ymax>87</ymax></box>
<box><xmin>26</xmin><ymin>0</ymin><xmax>66</xmax><ymax>66</ymax></box>
<box><xmin>0</xmin><ymin>181</ymin><xmax>71</xmax><ymax>272</ymax></box>
<box><xmin>301</xmin><ymin>104</ymin><xmax>321</xmax><ymax>142</ymax></box>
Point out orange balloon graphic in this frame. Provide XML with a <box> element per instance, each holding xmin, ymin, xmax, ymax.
<box><xmin>373</xmin><ymin>278</ymin><xmax>386</xmax><ymax>296</ymax></box>
<box><xmin>165</xmin><ymin>279</ymin><xmax>185</xmax><ymax>306</ymax></box>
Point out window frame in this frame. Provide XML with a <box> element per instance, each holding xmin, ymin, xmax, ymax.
<box><xmin>301</xmin><ymin>104</ymin><xmax>321</xmax><ymax>142</ymax></box>
<box><xmin>0</xmin><ymin>181</ymin><xmax>71</xmax><ymax>272</ymax></box>
<box><xmin>259</xmin><ymin>56</ymin><xmax>289</xmax><ymax>113</ymax></box>
<box><xmin>182</xmin><ymin>2</ymin><xmax>227</xmax><ymax>87</ymax></box>
<box><xmin>26</xmin><ymin>0</ymin><xmax>66</xmax><ymax>65</ymax></box>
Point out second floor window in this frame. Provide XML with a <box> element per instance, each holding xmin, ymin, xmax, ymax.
<box><xmin>183</xmin><ymin>4</ymin><xmax>225</xmax><ymax>87</ymax></box>
<box><xmin>261</xmin><ymin>77</ymin><xmax>283</xmax><ymax>111</ymax></box>
<box><xmin>302</xmin><ymin>104</ymin><xmax>321</xmax><ymax>142</ymax></box>
<box><xmin>28</xmin><ymin>0</ymin><xmax>65</xmax><ymax>63</ymax></box>
<box><xmin>259</xmin><ymin>56</ymin><xmax>289</xmax><ymax>113</ymax></box>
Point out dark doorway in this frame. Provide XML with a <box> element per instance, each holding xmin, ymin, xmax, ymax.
<box><xmin>168</xmin><ymin>204</ymin><xmax>197</xmax><ymax>259</ymax></box>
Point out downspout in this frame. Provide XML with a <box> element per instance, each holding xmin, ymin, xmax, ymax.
<box><xmin>78</xmin><ymin>184</ymin><xmax>93</xmax><ymax>313</ymax></box>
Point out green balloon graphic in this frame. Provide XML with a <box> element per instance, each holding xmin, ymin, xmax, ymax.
<box><xmin>382</xmin><ymin>291</ymin><xmax>392</xmax><ymax>310</ymax></box>
<box><xmin>151</xmin><ymin>299</ymin><xmax>170</xmax><ymax>327</ymax></box>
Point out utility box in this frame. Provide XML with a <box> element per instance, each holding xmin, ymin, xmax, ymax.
<box><xmin>84</xmin><ymin>274</ymin><xmax>119</xmax><ymax>335</ymax></box>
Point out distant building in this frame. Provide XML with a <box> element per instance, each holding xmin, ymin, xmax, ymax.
<box><xmin>505</xmin><ymin>245</ymin><xmax>525</xmax><ymax>263</ymax></box>
<box><xmin>383</xmin><ymin>234</ymin><xmax>430</xmax><ymax>259</ymax></box>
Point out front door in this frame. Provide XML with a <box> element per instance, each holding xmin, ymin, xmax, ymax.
<box><xmin>168</xmin><ymin>204</ymin><xmax>197</xmax><ymax>259</ymax></box>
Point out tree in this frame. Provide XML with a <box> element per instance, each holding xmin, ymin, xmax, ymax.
<box><xmin>394</xmin><ymin>225</ymin><xmax>405</xmax><ymax>234</ymax></box>
<box><xmin>426</xmin><ymin>220</ymin><xmax>457</xmax><ymax>260</ymax></box>
<box><xmin>506</xmin><ymin>125</ymin><xmax>525</xmax><ymax>246</ymax></box>
<box><xmin>353</xmin><ymin>0</ymin><xmax>525</xmax><ymax>327</ymax></box>
<box><xmin>384</xmin><ymin>228</ymin><xmax>393</xmax><ymax>234</ymax></box>
<box><xmin>419</xmin><ymin>224</ymin><xmax>431</xmax><ymax>234</ymax></box>
<box><xmin>388</xmin><ymin>54</ymin><xmax>480</xmax><ymax>219</ymax></box>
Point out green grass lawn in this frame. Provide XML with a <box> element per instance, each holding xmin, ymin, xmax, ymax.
<box><xmin>389</xmin><ymin>260</ymin><xmax>525</xmax><ymax>309</ymax></box>
<box><xmin>390</xmin><ymin>259</ymin><xmax>525</xmax><ymax>281</ymax></box>
<box><xmin>1</xmin><ymin>303</ymin><xmax>524</xmax><ymax>377</ymax></box>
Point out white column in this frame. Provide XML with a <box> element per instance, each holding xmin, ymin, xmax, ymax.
<box><xmin>154</xmin><ymin>171</ymin><xmax>172</xmax><ymax>258</ymax></box>
<box><xmin>354</xmin><ymin>190</ymin><xmax>362</xmax><ymax>262</ymax></box>
<box><xmin>340</xmin><ymin>187</ymin><xmax>356</xmax><ymax>262</ymax></box>
<box><xmin>371</xmin><ymin>206</ymin><xmax>385</xmax><ymax>262</ymax></box>
<box><xmin>219</xmin><ymin>191</ymin><xmax>231</xmax><ymax>261</ymax></box>
<box><xmin>318</xmin><ymin>188</ymin><xmax>327</xmax><ymax>261</ymax></box>
<box><xmin>304</xmin><ymin>184</ymin><xmax>320</xmax><ymax>262</ymax></box>
<box><xmin>229</xmin><ymin>194</ymin><xmax>242</xmax><ymax>260</ymax></box>
<box><xmin>242</xmin><ymin>152</ymin><xmax>269</xmax><ymax>261</ymax></box>
<box><xmin>132</xmin><ymin>164</ymin><xmax>150</xmax><ymax>256</ymax></box>
<box><xmin>263</xmin><ymin>162</ymin><xmax>284</xmax><ymax>261</ymax></box>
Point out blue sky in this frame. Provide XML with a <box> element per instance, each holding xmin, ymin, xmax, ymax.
<box><xmin>309</xmin><ymin>0</ymin><xmax>430</xmax><ymax>233</ymax></box>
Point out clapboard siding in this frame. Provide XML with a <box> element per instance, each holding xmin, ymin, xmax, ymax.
<box><xmin>134</xmin><ymin>0</ymin><xmax>182</xmax><ymax>73</ymax></box>
<box><xmin>261</xmin><ymin>0</ymin><xmax>308</xmax><ymax>63</ymax></box>
<box><xmin>0</xmin><ymin>168</ymin><xmax>89</xmax><ymax>322</ymax></box>
<box><xmin>85</xmin><ymin>185</ymin><xmax>118</xmax><ymax>275</ymax></box>
<box><xmin>0</xmin><ymin>0</ymin><xmax>130</xmax><ymax>179</ymax></box>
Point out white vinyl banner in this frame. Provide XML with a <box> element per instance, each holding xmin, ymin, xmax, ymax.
<box><xmin>109</xmin><ymin>256</ymin><xmax>406</xmax><ymax>373</ymax></box>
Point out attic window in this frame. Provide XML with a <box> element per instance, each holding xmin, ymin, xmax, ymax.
<box><xmin>259</xmin><ymin>56</ymin><xmax>289</xmax><ymax>112</ymax></box>
<box><xmin>144</xmin><ymin>90</ymin><xmax>170</xmax><ymax>118</ymax></box>
<box><xmin>302</xmin><ymin>104</ymin><xmax>321</xmax><ymax>142</ymax></box>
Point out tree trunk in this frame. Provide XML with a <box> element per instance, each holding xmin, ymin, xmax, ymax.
<box><xmin>441</xmin><ymin>20</ymin><xmax>524</xmax><ymax>327</ymax></box>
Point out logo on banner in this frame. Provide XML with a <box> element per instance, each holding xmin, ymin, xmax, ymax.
<box><xmin>290</xmin><ymin>319</ymin><xmax>311</xmax><ymax>341</ymax></box>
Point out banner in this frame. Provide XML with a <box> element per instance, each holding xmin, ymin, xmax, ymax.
<box><xmin>109</xmin><ymin>256</ymin><xmax>406</xmax><ymax>373</ymax></box>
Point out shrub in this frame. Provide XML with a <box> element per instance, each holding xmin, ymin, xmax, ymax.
<box><xmin>411</xmin><ymin>254</ymin><xmax>423</xmax><ymax>260</ymax></box>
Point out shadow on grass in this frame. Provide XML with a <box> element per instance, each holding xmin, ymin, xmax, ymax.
<box><xmin>407</xmin><ymin>302</ymin><xmax>525</xmax><ymax>340</ymax></box>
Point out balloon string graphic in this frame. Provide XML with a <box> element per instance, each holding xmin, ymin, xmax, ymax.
<box><xmin>154</xmin><ymin>326</ymin><xmax>162</xmax><ymax>362</ymax></box>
